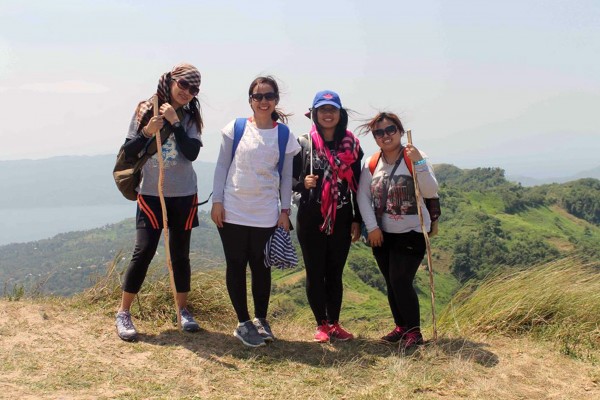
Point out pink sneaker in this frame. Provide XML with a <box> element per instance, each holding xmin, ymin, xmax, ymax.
<box><xmin>381</xmin><ymin>326</ymin><xmax>405</xmax><ymax>343</ymax></box>
<box><xmin>314</xmin><ymin>321</ymin><xmax>330</xmax><ymax>343</ymax></box>
<box><xmin>329</xmin><ymin>322</ymin><xmax>354</xmax><ymax>341</ymax></box>
<box><xmin>401</xmin><ymin>330</ymin><xmax>424</xmax><ymax>349</ymax></box>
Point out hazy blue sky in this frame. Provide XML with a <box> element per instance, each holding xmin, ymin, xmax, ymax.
<box><xmin>1</xmin><ymin>0</ymin><xmax>598</xmax><ymax>178</ymax></box>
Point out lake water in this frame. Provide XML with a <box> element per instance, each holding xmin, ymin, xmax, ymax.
<box><xmin>0</xmin><ymin>204</ymin><xmax>136</xmax><ymax>245</ymax></box>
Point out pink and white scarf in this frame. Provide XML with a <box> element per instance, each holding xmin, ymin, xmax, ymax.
<box><xmin>310</xmin><ymin>125</ymin><xmax>360</xmax><ymax>234</ymax></box>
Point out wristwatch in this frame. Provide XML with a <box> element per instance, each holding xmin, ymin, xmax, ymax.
<box><xmin>281</xmin><ymin>208</ymin><xmax>291</xmax><ymax>216</ymax></box>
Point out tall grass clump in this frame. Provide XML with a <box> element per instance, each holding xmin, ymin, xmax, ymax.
<box><xmin>439</xmin><ymin>256</ymin><xmax>600</xmax><ymax>361</ymax></box>
<box><xmin>73</xmin><ymin>251</ymin><xmax>234</xmax><ymax>326</ymax></box>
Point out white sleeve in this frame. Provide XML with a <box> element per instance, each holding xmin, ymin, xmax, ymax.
<box><xmin>357</xmin><ymin>157</ymin><xmax>379</xmax><ymax>232</ymax></box>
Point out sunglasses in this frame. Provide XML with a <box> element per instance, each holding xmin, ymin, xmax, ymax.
<box><xmin>175</xmin><ymin>79</ymin><xmax>200</xmax><ymax>96</ymax></box>
<box><xmin>250</xmin><ymin>92</ymin><xmax>278</xmax><ymax>102</ymax></box>
<box><xmin>372</xmin><ymin>125</ymin><xmax>398</xmax><ymax>139</ymax></box>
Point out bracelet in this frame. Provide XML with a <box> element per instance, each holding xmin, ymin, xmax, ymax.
<box><xmin>281</xmin><ymin>208</ymin><xmax>291</xmax><ymax>216</ymax></box>
<box><xmin>414</xmin><ymin>158</ymin><xmax>427</xmax><ymax>166</ymax></box>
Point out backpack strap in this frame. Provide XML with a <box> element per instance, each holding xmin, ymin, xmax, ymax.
<box><xmin>231</xmin><ymin>117</ymin><xmax>288</xmax><ymax>176</ymax></box>
<box><xmin>368</xmin><ymin>148</ymin><xmax>414</xmax><ymax>176</ymax></box>
<box><xmin>232</xmin><ymin>117</ymin><xmax>247</xmax><ymax>159</ymax></box>
<box><xmin>368</xmin><ymin>151</ymin><xmax>381</xmax><ymax>175</ymax></box>
<box><xmin>276</xmin><ymin>123</ymin><xmax>290</xmax><ymax>176</ymax></box>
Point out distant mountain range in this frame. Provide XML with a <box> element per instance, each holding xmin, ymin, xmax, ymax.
<box><xmin>507</xmin><ymin>165</ymin><xmax>600</xmax><ymax>186</ymax></box>
<box><xmin>0</xmin><ymin>155</ymin><xmax>215</xmax><ymax>209</ymax></box>
<box><xmin>1</xmin><ymin>155</ymin><xmax>599</xmax><ymax>210</ymax></box>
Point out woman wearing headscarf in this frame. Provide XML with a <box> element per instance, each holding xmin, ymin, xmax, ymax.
<box><xmin>292</xmin><ymin>90</ymin><xmax>363</xmax><ymax>342</ymax></box>
<box><xmin>115</xmin><ymin>63</ymin><xmax>204</xmax><ymax>342</ymax></box>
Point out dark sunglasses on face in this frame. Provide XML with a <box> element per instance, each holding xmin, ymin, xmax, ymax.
<box><xmin>372</xmin><ymin>125</ymin><xmax>398</xmax><ymax>139</ymax></box>
<box><xmin>175</xmin><ymin>79</ymin><xmax>200</xmax><ymax>96</ymax></box>
<box><xmin>250</xmin><ymin>92</ymin><xmax>278</xmax><ymax>102</ymax></box>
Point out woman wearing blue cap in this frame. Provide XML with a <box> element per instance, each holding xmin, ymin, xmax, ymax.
<box><xmin>292</xmin><ymin>90</ymin><xmax>363</xmax><ymax>342</ymax></box>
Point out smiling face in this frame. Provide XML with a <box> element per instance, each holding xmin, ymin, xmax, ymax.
<box><xmin>373</xmin><ymin>118</ymin><xmax>402</xmax><ymax>151</ymax></box>
<box><xmin>316</xmin><ymin>105</ymin><xmax>340</xmax><ymax>131</ymax></box>
<box><xmin>170</xmin><ymin>80</ymin><xmax>194</xmax><ymax>109</ymax></box>
<box><xmin>249</xmin><ymin>82</ymin><xmax>279</xmax><ymax>118</ymax></box>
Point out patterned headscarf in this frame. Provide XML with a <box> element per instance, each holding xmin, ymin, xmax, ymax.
<box><xmin>135</xmin><ymin>63</ymin><xmax>201</xmax><ymax>132</ymax></box>
<box><xmin>310</xmin><ymin>126</ymin><xmax>361</xmax><ymax>234</ymax></box>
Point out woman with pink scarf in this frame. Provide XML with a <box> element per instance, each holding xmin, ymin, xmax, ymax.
<box><xmin>292</xmin><ymin>90</ymin><xmax>363</xmax><ymax>343</ymax></box>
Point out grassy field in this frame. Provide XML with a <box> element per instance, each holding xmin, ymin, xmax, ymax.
<box><xmin>1</xmin><ymin>256</ymin><xmax>599</xmax><ymax>399</ymax></box>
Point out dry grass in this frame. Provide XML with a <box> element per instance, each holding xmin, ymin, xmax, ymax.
<box><xmin>2</xmin><ymin>255</ymin><xmax>600</xmax><ymax>399</ymax></box>
<box><xmin>1</xmin><ymin>298</ymin><xmax>598</xmax><ymax>399</ymax></box>
<box><xmin>439</xmin><ymin>256</ymin><xmax>600</xmax><ymax>361</ymax></box>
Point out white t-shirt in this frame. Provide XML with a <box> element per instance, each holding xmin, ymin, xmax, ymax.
<box><xmin>222</xmin><ymin>120</ymin><xmax>300</xmax><ymax>227</ymax></box>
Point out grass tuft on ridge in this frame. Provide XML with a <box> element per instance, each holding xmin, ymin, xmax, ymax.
<box><xmin>438</xmin><ymin>256</ymin><xmax>600</xmax><ymax>361</ymax></box>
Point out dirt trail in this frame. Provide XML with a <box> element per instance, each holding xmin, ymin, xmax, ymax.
<box><xmin>1</xmin><ymin>300</ymin><xmax>598</xmax><ymax>399</ymax></box>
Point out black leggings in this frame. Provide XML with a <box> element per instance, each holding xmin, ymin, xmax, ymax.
<box><xmin>297</xmin><ymin>204</ymin><xmax>352</xmax><ymax>324</ymax></box>
<box><xmin>218</xmin><ymin>222</ymin><xmax>276</xmax><ymax>323</ymax></box>
<box><xmin>372</xmin><ymin>231</ymin><xmax>426</xmax><ymax>330</ymax></box>
<box><xmin>122</xmin><ymin>228</ymin><xmax>192</xmax><ymax>293</ymax></box>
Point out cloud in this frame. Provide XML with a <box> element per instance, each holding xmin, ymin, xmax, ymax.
<box><xmin>20</xmin><ymin>80</ymin><xmax>110</xmax><ymax>94</ymax></box>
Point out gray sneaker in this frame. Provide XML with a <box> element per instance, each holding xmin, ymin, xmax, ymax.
<box><xmin>180</xmin><ymin>308</ymin><xmax>200</xmax><ymax>332</ymax></box>
<box><xmin>253</xmin><ymin>317</ymin><xmax>275</xmax><ymax>342</ymax></box>
<box><xmin>115</xmin><ymin>310</ymin><xmax>137</xmax><ymax>342</ymax></box>
<box><xmin>234</xmin><ymin>320</ymin><xmax>266</xmax><ymax>347</ymax></box>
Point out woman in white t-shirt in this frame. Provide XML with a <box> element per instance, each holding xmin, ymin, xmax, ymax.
<box><xmin>357</xmin><ymin>111</ymin><xmax>439</xmax><ymax>349</ymax></box>
<box><xmin>211</xmin><ymin>76</ymin><xmax>300</xmax><ymax>348</ymax></box>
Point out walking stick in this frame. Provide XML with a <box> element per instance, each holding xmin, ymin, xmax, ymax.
<box><xmin>406</xmin><ymin>129</ymin><xmax>437</xmax><ymax>342</ymax></box>
<box><xmin>308</xmin><ymin>110</ymin><xmax>315</xmax><ymax>201</ymax></box>
<box><xmin>152</xmin><ymin>95</ymin><xmax>181</xmax><ymax>328</ymax></box>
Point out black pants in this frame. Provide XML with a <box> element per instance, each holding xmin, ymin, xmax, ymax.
<box><xmin>122</xmin><ymin>194</ymin><xmax>197</xmax><ymax>294</ymax></box>
<box><xmin>218</xmin><ymin>222</ymin><xmax>276</xmax><ymax>323</ymax></box>
<box><xmin>122</xmin><ymin>228</ymin><xmax>192</xmax><ymax>293</ymax></box>
<box><xmin>372</xmin><ymin>231</ymin><xmax>426</xmax><ymax>330</ymax></box>
<box><xmin>297</xmin><ymin>204</ymin><xmax>352</xmax><ymax>324</ymax></box>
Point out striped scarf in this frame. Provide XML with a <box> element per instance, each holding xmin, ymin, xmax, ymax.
<box><xmin>310</xmin><ymin>125</ymin><xmax>360</xmax><ymax>234</ymax></box>
<box><xmin>135</xmin><ymin>63</ymin><xmax>201</xmax><ymax>133</ymax></box>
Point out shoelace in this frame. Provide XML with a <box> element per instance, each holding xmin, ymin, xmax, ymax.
<box><xmin>119</xmin><ymin>313</ymin><xmax>134</xmax><ymax>330</ymax></box>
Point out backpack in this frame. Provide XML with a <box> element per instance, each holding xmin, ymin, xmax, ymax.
<box><xmin>232</xmin><ymin>118</ymin><xmax>289</xmax><ymax>176</ymax></box>
<box><xmin>367</xmin><ymin>149</ymin><xmax>441</xmax><ymax>237</ymax></box>
<box><xmin>113</xmin><ymin>128</ymin><xmax>172</xmax><ymax>201</ymax></box>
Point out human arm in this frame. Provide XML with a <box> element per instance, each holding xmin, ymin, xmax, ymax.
<box><xmin>357</xmin><ymin>160</ymin><xmax>383</xmax><ymax>247</ymax></box>
<box><xmin>211</xmin><ymin>130</ymin><xmax>234</xmax><ymax>228</ymax></box>
<box><xmin>405</xmin><ymin>145</ymin><xmax>438</xmax><ymax>198</ymax></box>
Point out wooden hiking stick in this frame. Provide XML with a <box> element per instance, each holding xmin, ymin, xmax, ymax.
<box><xmin>152</xmin><ymin>95</ymin><xmax>181</xmax><ymax>327</ymax></box>
<box><xmin>407</xmin><ymin>129</ymin><xmax>438</xmax><ymax>341</ymax></box>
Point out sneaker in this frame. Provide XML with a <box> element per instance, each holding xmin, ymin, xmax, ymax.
<box><xmin>329</xmin><ymin>322</ymin><xmax>354</xmax><ymax>341</ymax></box>
<box><xmin>314</xmin><ymin>321</ymin><xmax>330</xmax><ymax>343</ymax></box>
<box><xmin>234</xmin><ymin>321</ymin><xmax>266</xmax><ymax>348</ymax></box>
<box><xmin>180</xmin><ymin>308</ymin><xmax>200</xmax><ymax>332</ymax></box>
<box><xmin>253</xmin><ymin>317</ymin><xmax>275</xmax><ymax>342</ymax></box>
<box><xmin>381</xmin><ymin>326</ymin><xmax>405</xmax><ymax>343</ymax></box>
<box><xmin>401</xmin><ymin>329</ymin><xmax>424</xmax><ymax>349</ymax></box>
<box><xmin>115</xmin><ymin>310</ymin><xmax>137</xmax><ymax>342</ymax></box>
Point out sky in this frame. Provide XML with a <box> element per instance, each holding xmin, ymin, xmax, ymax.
<box><xmin>1</xmin><ymin>0</ymin><xmax>599</xmax><ymax>178</ymax></box>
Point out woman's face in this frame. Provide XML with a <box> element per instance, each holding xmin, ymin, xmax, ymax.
<box><xmin>170</xmin><ymin>79</ymin><xmax>196</xmax><ymax>108</ymax></box>
<box><xmin>373</xmin><ymin>118</ymin><xmax>401</xmax><ymax>151</ymax></box>
<box><xmin>249</xmin><ymin>83</ymin><xmax>278</xmax><ymax>118</ymax></box>
<box><xmin>316</xmin><ymin>105</ymin><xmax>340</xmax><ymax>131</ymax></box>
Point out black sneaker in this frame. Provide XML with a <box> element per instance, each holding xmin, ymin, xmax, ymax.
<box><xmin>253</xmin><ymin>317</ymin><xmax>275</xmax><ymax>342</ymax></box>
<box><xmin>180</xmin><ymin>308</ymin><xmax>200</xmax><ymax>332</ymax></box>
<box><xmin>234</xmin><ymin>321</ymin><xmax>266</xmax><ymax>347</ymax></box>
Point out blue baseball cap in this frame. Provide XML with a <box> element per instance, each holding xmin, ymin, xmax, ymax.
<box><xmin>312</xmin><ymin>90</ymin><xmax>342</xmax><ymax>109</ymax></box>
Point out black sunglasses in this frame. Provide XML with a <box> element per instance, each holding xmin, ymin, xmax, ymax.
<box><xmin>250</xmin><ymin>92</ymin><xmax>278</xmax><ymax>102</ymax></box>
<box><xmin>175</xmin><ymin>79</ymin><xmax>200</xmax><ymax>96</ymax></box>
<box><xmin>372</xmin><ymin>125</ymin><xmax>398</xmax><ymax>139</ymax></box>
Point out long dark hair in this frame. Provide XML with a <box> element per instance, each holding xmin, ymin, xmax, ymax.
<box><xmin>311</xmin><ymin>107</ymin><xmax>349</xmax><ymax>144</ymax></box>
<box><xmin>248</xmin><ymin>76</ymin><xmax>292</xmax><ymax>124</ymax></box>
